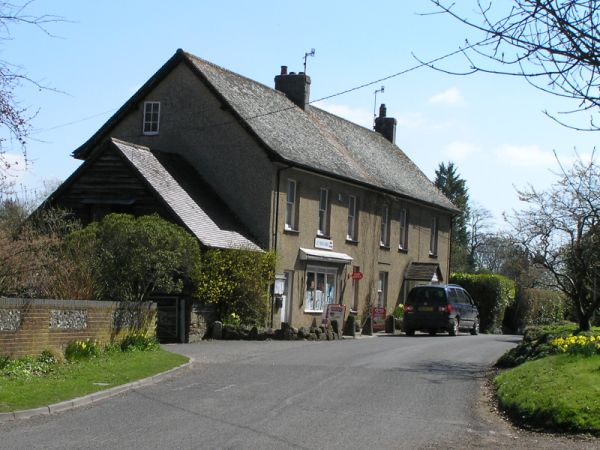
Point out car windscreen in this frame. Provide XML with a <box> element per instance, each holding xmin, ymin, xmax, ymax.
<box><xmin>406</xmin><ymin>287</ymin><xmax>447</xmax><ymax>306</ymax></box>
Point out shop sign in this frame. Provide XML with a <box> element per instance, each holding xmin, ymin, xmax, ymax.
<box><xmin>314</xmin><ymin>237</ymin><xmax>334</xmax><ymax>250</ymax></box>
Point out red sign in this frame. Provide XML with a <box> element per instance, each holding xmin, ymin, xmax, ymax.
<box><xmin>351</xmin><ymin>271</ymin><xmax>364</xmax><ymax>280</ymax></box>
<box><xmin>372</xmin><ymin>307</ymin><xmax>386</xmax><ymax>332</ymax></box>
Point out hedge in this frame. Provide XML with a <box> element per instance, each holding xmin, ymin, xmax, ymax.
<box><xmin>450</xmin><ymin>273</ymin><xmax>515</xmax><ymax>333</ymax></box>
<box><xmin>503</xmin><ymin>288</ymin><xmax>568</xmax><ymax>334</ymax></box>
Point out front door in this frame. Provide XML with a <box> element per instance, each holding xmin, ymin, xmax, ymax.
<box><xmin>280</xmin><ymin>271</ymin><xmax>293</xmax><ymax>324</ymax></box>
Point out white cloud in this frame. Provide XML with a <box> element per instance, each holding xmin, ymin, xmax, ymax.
<box><xmin>495</xmin><ymin>144</ymin><xmax>556</xmax><ymax>167</ymax></box>
<box><xmin>396</xmin><ymin>112</ymin><xmax>426</xmax><ymax>129</ymax></box>
<box><xmin>312</xmin><ymin>101</ymin><xmax>372</xmax><ymax>128</ymax></box>
<box><xmin>429</xmin><ymin>87</ymin><xmax>464</xmax><ymax>105</ymax></box>
<box><xmin>444</xmin><ymin>141</ymin><xmax>480</xmax><ymax>160</ymax></box>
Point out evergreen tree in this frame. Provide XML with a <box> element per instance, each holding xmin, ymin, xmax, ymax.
<box><xmin>434</xmin><ymin>162</ymin><xmax>471</xmax><ymax>272</ymax></box>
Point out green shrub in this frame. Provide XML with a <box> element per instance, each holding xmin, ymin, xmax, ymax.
<box><xmin>65</xmin><ymin>338</ymin><xmax>101</xmax><ymax>361</ymax></box>
<box><xmin>392</xmin><ymin>304</ymin><xmax>404</xmax><ymax>319</ymax></box>
<box><xmin>197</xmin><ymin>248</ymin><xmax>276</xmax><ymax>326</ymax></box>
<box><xmin>120</xmin><ymin>333</ymin><xmax>160</xmax><ymax>352</ymax></box>
<box><xmin>496</xmin><ymin>323</ymin><xmax>600</xmax><ymax>367</ymax></box>
<box><xmin>1</xmin><ymin>351</ymin><xmax>60</xmax><ymax>378</ymax></box>
<box><xmin>450</xmin><ymin>273</ymin><xmax>515</xmax><ymax>333</ymax></box>
<box><xmin>68</xmin><ymin>213</ymin><xmax>202</xmax><ymax>303</ymax></box>
<box><xmin>503</xmin><ymin>288</ymin><xmax>568</xmax><ymax>333</ymax></box>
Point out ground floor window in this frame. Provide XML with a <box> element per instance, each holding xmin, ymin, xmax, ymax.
<box><xmin>304</xmin><ymin>266</ymin><xmax>337</xmax><ymax>313</ymax></box>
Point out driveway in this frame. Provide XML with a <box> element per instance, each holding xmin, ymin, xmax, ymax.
<box><xmin>0</xmin><ymin>334</ymin><xmax>596</xmax><ymax>449</ymax></box>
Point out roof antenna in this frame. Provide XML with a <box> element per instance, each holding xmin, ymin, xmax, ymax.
<box><xmin>373</xmin><ymin>86</ymin><xmax>384</xmax><ymax>125</ymax></box>
<box><xmin>303</xmin><ymin>48</ymin><xmax>316</xmax><ymax>73</ymax></box>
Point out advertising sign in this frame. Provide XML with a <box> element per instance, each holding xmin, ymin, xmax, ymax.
<box><xmin>322</xmin><ymin>304</ymin><xmax>346</xmax><ymax>329</ymax></box>
<box><xmin>372</xmin><ymin>307</ymin><xmax>386</xmax><ymax>332</ymax></box>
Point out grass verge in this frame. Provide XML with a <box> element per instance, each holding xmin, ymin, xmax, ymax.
<box><xmin>0</xmin><ymin>349</ymin><xmax>188</xmax><ymax>413</ymax></box>
<box><xmin>495</xmin><ymin>354</ymin><xmax>600</xmax><ymax>434</ymax></box>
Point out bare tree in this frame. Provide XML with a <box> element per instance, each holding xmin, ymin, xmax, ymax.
<box><xmin>0</xmin><ymin>1</ymin><xmax>62</xmax><ymax>191</ymax></box>
<box><xmin>508</xmin><ymin>152</ymin><xmax>600</xmax><ymax>330</ymax></box>
<box><xmin>466</xmin><ymin>202</ymin><xmax>493</xmax><ymax>269</ymax></box>
<box><xmin>428</xmin><ymin>1</ymin><xmax>600</xmax><ymax>130</ymax></box>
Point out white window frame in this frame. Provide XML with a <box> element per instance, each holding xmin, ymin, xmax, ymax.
<box><xmin>285</xmin><ymin>179</ymin><xmax>297</xmax><ymax>231</ymax></box>
<box><xmin>347</xmin><ymin>195</ymin><xmax>357</xmax><ymax>241</ymax></box>
<box><xmin>304</xmin><ymin>265</ymin><xmax>337</xmax><ymax>313</ymax></box>
<box><xmin>378</xmin><ymin>271</ymin><xmax>388</xmax><ymax>308</ymax></box>
<box><xmin>399</xmin><ymin>208</ymin><xmax>408</xmax><ymax>250</ymax></box>
<box><xmin>380</xmin><ymin>204</ymin><xmax>390</xmax><ymax>247</ymax></box>
<box><xmin>430</xmin><ymin>216</ymin><xmax>439</xmax><ymax>256</ymax></box>
<box><xmin>143</xmin><ymin>101</ymin><xmax>160</xmax><ymax>135</ymax></box>
<box><xmin>318</xmin><ymin>188</ymin><xmax>329</xmax><ymax>236</ymax></box>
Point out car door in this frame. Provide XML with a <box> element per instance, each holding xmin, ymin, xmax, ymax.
<box><xmin>462</xmin><ymin>290</ymin><xmax>477</xmax><ymax>325</ymax></box>
<box><xmin>455</xmin><ymin>288</ymin><xmax>473</xmax><ymax>326</ymax></box>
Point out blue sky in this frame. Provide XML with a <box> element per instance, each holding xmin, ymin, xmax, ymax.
<box><xmin>3</xmin><ymin>1</ymin><xmax>598</xmax><ymax>228</ymax></box>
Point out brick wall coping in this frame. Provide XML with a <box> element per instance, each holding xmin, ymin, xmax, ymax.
<box><xmin>0</xmin><ymin>298</ymin><xmax>156</xmax><ymax>310</ymax></box>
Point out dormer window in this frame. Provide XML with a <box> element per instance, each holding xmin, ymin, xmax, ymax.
<box><xmin>143</xmin><ymin>101</ymin><xmax>160</xmax><ymax>135</ymax></box>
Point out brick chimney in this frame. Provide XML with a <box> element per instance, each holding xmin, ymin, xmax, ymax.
<box><xmin>374</xmin><ymin>104</ymin><xmax>397</xmax><ymax>144</ymax></box>
<box><xmin>274</xmin><ymin>65</ymin><xmax>311</xmax><ymax>110</ymax></box>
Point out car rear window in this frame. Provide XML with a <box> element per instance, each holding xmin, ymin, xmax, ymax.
<box><xmin>406</xmin><ymin>287</ymin><xmax>447</xmax><ymax>306</ymax></box>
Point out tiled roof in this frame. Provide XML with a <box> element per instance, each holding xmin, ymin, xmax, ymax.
<box><xmin>111</xmin><ymin>138</ymin><xmax>261</xmax><ymax>251</ymax></box>
<box><xmin>184</xmin><ymin>52</ymin><xmax>457</xmax><ymax>212</ymax></box>
<box><xmin>73</xmin><ymin>49</ymin><xmax>457</xmax><ymax>213</ymax></box>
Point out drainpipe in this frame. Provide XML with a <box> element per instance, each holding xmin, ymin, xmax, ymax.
<box><xmin>271</xmin><ymin>164</ymin><xmax>292</xmax><ymax>328</ymax></box>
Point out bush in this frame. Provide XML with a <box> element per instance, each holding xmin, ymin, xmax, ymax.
<box><xmin>496</xmin><ymin>323</ymin><xmax>600</xmax><ymax>367</ymax></box>
<box><xmin>197</xmin><ymin>248</ymin><xmax>276</xmax><ymax>326</ymax></box>
<box><xmin>65</xmin><ymin>338</ymin><xmax>101</xmax><ymax>361</ymax></box>
<box><xmin>0</xmin><ymin>350</ymin><xmax>61</xmax><ymax>378</ymax></box>
<box><xmin>68</xmin><ymin>213</ymin><xmax>202</xmax><ymax>303</ymax></box>
<box><xmin>120</xmin><ymin>333</ymin><xmax>160</xmax><ymax>352</ymax></box>
<box><xmin>503</xmin><ymin>288</ymin><xmax>568</xmax><ymax>333</ymax></box>
<box><xmin>450</xmin><ymin>273</ymin><xmax>515</xmax><ymax>333</ymax></box>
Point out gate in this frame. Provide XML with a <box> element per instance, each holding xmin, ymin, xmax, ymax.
<box><xmin>154</xmin><ymin>296</ymin><xmax>187</xmax><ymax>343</ymax></box>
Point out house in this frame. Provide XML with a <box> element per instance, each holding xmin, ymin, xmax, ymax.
<box><xmin>46</xmin><ymin>49</ymin><xmax>458</xmax><ymax>334</ymax></box>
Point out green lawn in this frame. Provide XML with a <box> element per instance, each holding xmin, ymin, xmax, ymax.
<box><xmin>0</xmin><ymin>349</ymin><xmax>188</xmax><ymax>412</ymax></box>
<box><xmin>495</xmin><ymin>354</ymin><xmax>600</xmax><ymax>433</ymax></box>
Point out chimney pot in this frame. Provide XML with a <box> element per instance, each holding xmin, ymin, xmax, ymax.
<box><xmin>379</xmin><ymin>103</ymin><xmax>387</xmax><ymax>118</ymax></box>
<box><xmin>280</xmin><ymin>65</ymin><xmax>288</xmax><ymax>75</ymax></box>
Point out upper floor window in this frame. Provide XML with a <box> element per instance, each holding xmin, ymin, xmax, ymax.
<box><xmin>347</xmin><ymin>195</ymin><xmax>357</xmax><ymax>241</ymax></box>
<box><xmin>430</xmin><ymin>216</ymin><xmax>439</xmax><ymax>256</ymax></box>
<box><xmin>399</xmin><ymin>208</ymin><xmax>408</xmax><ymax>250</ymax></box>
<box><xmin>380</xmin><ymin>204</ymin><xmax>390</xmax><ymax>247</ymax></box>
<box><xmin>285</xmin><ymin>179</ymin><xmax>297</xmax><ymax>231</ymax></box>
<box><xmin>143</xmin><ymin>101</ymin><xmax>160</xmax><ymax>135</ymax></box>
<box><xmin>318</xmin><ymin>188</ymin><xmax>329</xmax><ymax>236</ymax></box>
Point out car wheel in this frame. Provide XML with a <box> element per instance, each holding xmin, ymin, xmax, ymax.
<box><xmin>470</xmin><ymin>320</ymin><xmax>479</xmax><ymax>335</ymax></box>
<box><xmin>448</xmin><ymin>319</ymin><xmax>459</xmax><ymax>336</ymax></box>
<box><xmin>428</xmin><ymin>329</ymin><xmax>436</xmax><ymax>336</ymax></box>
<box><xmin>405</xmin><ymin>329</ymin><xmax>415</xmax><ymax>336</ymax></box>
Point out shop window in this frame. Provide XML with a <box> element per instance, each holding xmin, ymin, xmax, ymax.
<box><xmin>305</xmin><ymin>266</ymin><xmax>336</xmax><ymax>313</ymax></box>
<box><xmin>378</xmin><ymin>271</ymin><xmax>388</xmax><ymax>308</ymax></box>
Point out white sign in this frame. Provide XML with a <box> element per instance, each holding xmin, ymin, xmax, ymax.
<box><xmin>314</xmin><ymin>237</ymin><xmax>333</xmax><ymax>250</ymax></box>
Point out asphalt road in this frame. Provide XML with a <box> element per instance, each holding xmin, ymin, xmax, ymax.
<box><xmin>1</xmin><ymin>333</ymin><xmax>594</xmax><ymax>449</ymax></box>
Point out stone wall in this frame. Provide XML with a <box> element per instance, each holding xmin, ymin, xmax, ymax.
<box><xmin>188</xmin><ymin>301</ymin><xmax>216</xmax><ymax>343</ymax></box>
<box><xmin>0</xmin><ymin>298</ymin><xmax>156</xmax><ymax>358</ymax></box>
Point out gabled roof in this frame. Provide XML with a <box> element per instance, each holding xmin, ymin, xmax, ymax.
<box><xmin>73</xmin><ymin>49</ymin><xmax>457</xmax><ymax>213</ymax></box>
<box><xmin>111</xmin><ymin>139</ymin><xmax>261</xmax><ymax>250</ymax></box>
<box><xmin>53</xmin><ymin>137</ymin><xmax>260</xmax><ymax>251</ymax></box>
